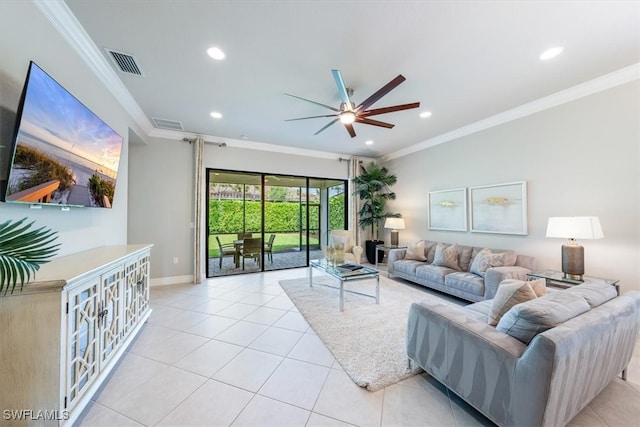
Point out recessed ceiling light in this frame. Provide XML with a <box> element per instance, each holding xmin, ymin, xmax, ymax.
<box><xmin>419</xmin><ymin>111</ymin><xmax>432</xmax><ymax>118</ymax></box>
<box><xmin>365</xmin><ymin>140</ymin><xmax>374</xmax><ymax>145</ymax></box>
<box><xmin>206</xmin><ymin>46</ymin><xmax>226</xmax><ymax>60</ymax></box>
<box><xmin>539</xmin><ymin>46</ymin><xmax>563</xmax><ymax>61</ymax></box>
<box><xmin>210</xmin><ymin>111</ymin><xmax>222</xmax><ymax>119</ymax></box>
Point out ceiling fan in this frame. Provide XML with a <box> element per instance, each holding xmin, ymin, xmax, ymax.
<box><xmin>285</xmin><ymin>70</ymin><xmax>420</xmax><ymax>138</ymax></box>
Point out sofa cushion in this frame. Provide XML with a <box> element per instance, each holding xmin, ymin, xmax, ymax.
<box><xmin>393</xmin><ymin>260</ymin><xmax>424</xmax><ymax>275</ymax></box>
<box><xmin>470</xmin><ymin>248</ymin><xmax>507</xmax><ymax>277</ymax></box>
<box><xmin>456</xmin><ymin>245</ymin><xmax>475</xmax><ymax>271</ymax></box>
<box><xmin>496</xmin><ymin>291</ymin><xmax>591</xmax><ymax>344</ymax></box>
<box><xmin>488</xmin><ymin>280</ymin><xmax>537</xmax><ymax>326</ymax></box>
<box><xmin>433</xmin><ymin>243</ymin><xmax>461</xmax><ymax>271</ymax></box>
<box><xmin>444</xmin><ymin>272</ymin><xmax>485</xmax><ymax>297</ymax></box>
<box><xmin>404</xmin><ymin>241</ymin><xmax>427</xmax><ymax>261</ymax></box>
<box><xmin>565</xmin><ymin>282</ymin><xmax>617</xmax><ymax>308</ymax></box>
<box><xmin>415</xmin><ymin>264</ymin><xmax>456</xmax><ymax>286</ymax></box>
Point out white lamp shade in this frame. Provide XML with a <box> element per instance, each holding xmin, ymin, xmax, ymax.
<box><xmin>384</xmin><ymin>218</ymin><xmax>405</xmax><ymax>230</ymax></box>
<box><xmin>545</xmin><ymin>216</ymin><xmax>604</xmax><ymax>240</ymax></box>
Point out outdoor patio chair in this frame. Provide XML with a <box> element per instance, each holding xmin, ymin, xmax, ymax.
<box><xmin>240</xmin><ymin>237</ymin><xmax>262</xmax><ymax>269</ymax></box>
<box><xmin>215</xmin><ymin>236</ymin><xmax>236</xmax><ymax>268</ymax></box>
<box><xmin>264</xmin><ymin>234</ymin><xmax>276</xmax><ymax>263</ymax></box>
<box><xmin>238</xmin><ymin>232</ymin><xmax>252</xmax><ymax>239</ymax></box>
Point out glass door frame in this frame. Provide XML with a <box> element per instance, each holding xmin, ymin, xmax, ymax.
<box><xmin>206</xmin><ymin>168</ymin><xmax>347</xmax><ymax>277</ymax></box>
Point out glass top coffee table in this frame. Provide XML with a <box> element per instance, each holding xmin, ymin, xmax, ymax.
<box><xmin>308</xmin><ymin>259</ymin><xmax>380</xmax><ymax>312</ymax></box>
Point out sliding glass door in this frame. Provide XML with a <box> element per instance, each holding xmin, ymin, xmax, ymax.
<box><xmin>207</xmin><ymin>169</ymin><xmax>346</xmax><ymax>277</ymax></box>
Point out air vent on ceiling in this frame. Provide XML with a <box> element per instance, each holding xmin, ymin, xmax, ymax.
<box><xmin>151</xmin><ymin>117</ymin><xmax>184</xmax><ymax>131</ymax></box>
<box><xmin>105</xmin><ymin>48</ymin><xmax>144</xmax><ymax>76</ymax></box>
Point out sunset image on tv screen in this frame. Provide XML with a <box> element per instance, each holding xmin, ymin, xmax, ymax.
<box><xmin>5</xmin><ymin>62</ymin><xmax>123</xmax><ymax>208</ymax></box>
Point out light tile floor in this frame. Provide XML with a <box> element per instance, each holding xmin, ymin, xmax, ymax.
<box><xmin>77</xmin><ymin>268</ymin><xmax>640</xmax><ymax>426</ymax></box>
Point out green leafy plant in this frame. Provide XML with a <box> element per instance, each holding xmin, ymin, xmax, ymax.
<box><xmin>0</xmin><ymin>218</ymin><xmax>60</xmax><ymax>295</ymax></box>
<box><xmin>352</xmin><ymin>161</ymin><xmax>400</xmax><ymax>240</ymax></box>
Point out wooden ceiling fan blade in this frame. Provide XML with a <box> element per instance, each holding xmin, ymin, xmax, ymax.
<box><xmin>356</xmin><ymin>117</ymin><xmax>395</xmax><ymax>129</ymax></box>
<box><xmin>344</xmin><ymin>123</ymin><xmax>356</xmax><ymax>138</ymax></box>
<box><xmin>285</xmin><ymin>114</ymin><xmax>338</xmax><ymax>122</ymax></box>
<box><xmin>314</xmin><ymin>118</ymin><xmax>340</xmax><ymax>135</ymax></box>
<box><xmin>284</xmin><ymin>93</ymin><xmax>340</xmax><ymax>112</ymax></box>
<box><xmin>360</xmin><ymin>102</ymin><xmax>420</xmax><ymax>117</ymax></box>
<box><xmin>356</xmin><ymin>75</ymin><xmax>406</xmax><ymax>111</ymax></box>
<box><xmin>331</xmin><ymin>69</ymin><xmax>352</xmax><ymax>107</ymax></box>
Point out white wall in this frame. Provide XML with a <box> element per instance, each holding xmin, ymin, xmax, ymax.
<box><xmin>0</xmin><ymin>1</ymin><xmax>137</xmax><ymax>256</ymax></box>
<box><xmin>384</xmin><ymin>81</ymin><xmax>640</xmax><ymax>292</ymax></box>
<box><xmin>127</xmin><ymin>136</ymin><xmax>350</xmax><ymax>280</ymax></box>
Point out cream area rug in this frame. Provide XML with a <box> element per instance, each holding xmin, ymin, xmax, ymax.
<box><xmin>279</xmin><ymin>274</ymin><xmax>433</xmax><ymax>391</ymax></box>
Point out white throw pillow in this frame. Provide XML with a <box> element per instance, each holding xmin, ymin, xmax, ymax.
<box><xmin>470</xmin><ymin>248</ymin><xmax>506</xmax><ymax>277</ymax></box>
<box><xmin>488</xmin><ymin>280</ymin><xmax>538</xmax><ymax>326</ymax></box>
<box><xmin>432</xmin><ymin>243</ymin><xmax>461</xmax><ymax>271</ymax></box>
<box><xmin>404</xmin><ymin>241</ymin><xmax>427</xmax><ymax>261</ymax></box>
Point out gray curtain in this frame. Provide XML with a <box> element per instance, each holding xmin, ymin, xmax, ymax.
<box><xmin>348</xmin><ymin>158</ymin><xmax>362</xmax><ymax>246</ymax></box>
<box><xmin>193</xmin><ymin>137</ymin><xmax>204</xmax><ymax>284</ymax></box>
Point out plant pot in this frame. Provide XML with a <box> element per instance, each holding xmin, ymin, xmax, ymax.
<box><xmin>365</xmin><ymin>240</ymin><xmax>384</xmax><ymax>264</ymax></box>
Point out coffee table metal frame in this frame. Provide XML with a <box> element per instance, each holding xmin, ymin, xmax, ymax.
<box><xmin>308</xmin><ymin>259</ymin><xmax>380</xmax><ymax>312</ymax></box>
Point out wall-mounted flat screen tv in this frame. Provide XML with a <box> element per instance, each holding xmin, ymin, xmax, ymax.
<box><xmin>2</xmin><ymin>61</ymin><xmax>123</xmax><ymax>208</ymax></box>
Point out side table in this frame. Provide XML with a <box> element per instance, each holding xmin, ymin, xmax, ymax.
<box><xmin>375</xmin><ymin>244</ymin><xmax>407</xmax><ymax>270</ymax></box>
<box><xmin>527</xmin><ymin>270</ymin><xmax>620</xmax><ymax>295</ymax></box>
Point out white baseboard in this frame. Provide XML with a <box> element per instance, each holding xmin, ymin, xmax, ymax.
<box><xmin>151</xmin><ymin>275</ymin><xmax>193</xmax><ymax>286</ymax></box>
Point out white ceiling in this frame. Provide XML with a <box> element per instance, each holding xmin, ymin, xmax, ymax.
<box><xmin>62</xmin><ymin>0</ymin><xmax>640</xmax><ymax>159</ymax></box>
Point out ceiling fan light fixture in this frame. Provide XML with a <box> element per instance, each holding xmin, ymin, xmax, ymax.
<box><xmin>340</xmin><ymin>111</ymin><xmax>356</xmax><ymax>124</ymax></box>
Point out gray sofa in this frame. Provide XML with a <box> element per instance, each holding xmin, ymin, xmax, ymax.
<box><xmin>406</xmin><ymin>281</ymin><xmax>640</xmax><ymax>427</ymax></box>
<box><xmin>388</xmin><ymin>241</ymin><xmax>536</xmax><ymax>302</ymax></box>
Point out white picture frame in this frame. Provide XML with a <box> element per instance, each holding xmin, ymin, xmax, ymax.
<box><xmin>428</xmin><ymin>188</ymin><xmax>467</xmax><ymax>231</ymax></box>
<box><xmin>469</xmin><ymin>181</ymin><xmax>528</xmax><ymax>235</ymax></box>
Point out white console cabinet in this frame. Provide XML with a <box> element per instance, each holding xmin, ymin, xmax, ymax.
<box><xmin>0</xmin><ymin>244</ymin><xmax>152</xmax><ymax>426</ymax></box>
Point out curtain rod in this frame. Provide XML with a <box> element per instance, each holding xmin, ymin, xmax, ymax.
<box><xmin>182</xmin><ymin>137</ymin><xmax>227</xmax><ymax>147</ymax></box>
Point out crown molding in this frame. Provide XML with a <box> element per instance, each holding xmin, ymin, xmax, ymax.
<box><xmin>34</xmin><ymin>0</ymin><xmax>154</xmax><ymax>136</ymax></box>
<box><xmin>384</xmin><ymin>63</ymin><xmax>640</xmax><ymax>161</ymax></box>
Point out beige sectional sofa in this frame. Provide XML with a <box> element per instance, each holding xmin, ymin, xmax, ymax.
<box><xmin>387</xmin><ymin>241</ymin><xmax>535</xmax><ymax>302</ymax></box>
<box><xmin>406</xmin><ymin>280</ymin><xmax>640</xmax><ymax>426</ymax></box>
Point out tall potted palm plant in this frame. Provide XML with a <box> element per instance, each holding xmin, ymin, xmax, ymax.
<box><xmin>352</xmin><ymin>161</ymin><xmax>400</xmax><ymax>264</ymax></box>
<box><xmin>0</xmin><ymin>217</ymin><xmax>60</xmax><ymax>295</ymax></box>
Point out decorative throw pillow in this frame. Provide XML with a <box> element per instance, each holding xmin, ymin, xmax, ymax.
<box><xmin>404</xmin><ymin>241</ymin><xmax>427</xmax><ymax>261</ymax></box>
<box><xmin>528</xmin><ymin>278</ymin><xmax>547</xmax><ymax>297</ymax></box>
<box><xmin>496</xmin><ymin>292</ymin><xmax>591</xmax><ymax>344</ymax></box>
<box><xmin>432</xmin><ymin>243</ymin><xmax>461</xmax><ymax>271</ymax></box>
<box><xmin>488</xmin><ymin>280</ymin><xmax>538</xmax><ymax>326</ymax></box>
<box><xmin>469</xmin><ymin>248</ymin><xmax>506</xmax><ymax>277</ymax></box>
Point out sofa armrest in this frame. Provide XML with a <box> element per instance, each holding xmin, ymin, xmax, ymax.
<box><xmin>351</xmin><ymin>245</ymin><xmax>363</xmax><ymax>264</ymax></box>
<box><xmin>387</xmin><ymin>248</ymin><xmax>407</xmax><ymax>276</ymax></box>
<box><xmin>484</xmin><ymin>266</ymin><xmax>532</xmax><ymax>299</ymax></box>
<box><xmin>407</xmin><ymin>299</ymin><xmax>526</xmax><ymax>425</ymax></box>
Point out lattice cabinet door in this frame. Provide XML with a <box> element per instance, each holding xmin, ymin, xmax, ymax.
<box><xmin>66</xmin><ymin>277</ymin><xmax>100</xmax><ymax>411</ymax></box>
<box><xmin>123</xmin><ymin>257</ymin><xmax>139</xmax><ymax>338</ymax></box>
<box><xmin>135</xmin><ymin>253</ymin><xmax>151</xmax><ymax>319</ymax></box>
<box><xmin>99</xmin><ymin>266</ymin><xmax>123</xmax><ymax>367</ymax></box>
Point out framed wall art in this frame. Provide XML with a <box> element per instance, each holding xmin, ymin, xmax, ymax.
<box><xmin>428</xmin><ymin>188</ymin><xmax>467</xmax><ymax>231</ymax></box>
<box><xmin>469</xmin><ymin>181</ymin><xmax>528</xmax><ymax>235</ymax></box>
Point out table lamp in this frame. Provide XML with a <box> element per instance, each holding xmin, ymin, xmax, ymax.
<box><xmin>384</xmin><ymin>218</ymin><xmax>405</xmax><ymax>247</ymax></box>
<box><xmin>545</xmin><ymin>216</ymin><xmax>603</xmax><ymax>280</ymax></box>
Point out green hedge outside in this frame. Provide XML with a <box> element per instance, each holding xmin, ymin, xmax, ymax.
<box><xmin>208</xmin><ymin>196</ymin><xmax>344</xmax><ymax>233</ymax></box>
<box><xmin>208</xmin><ymin>195</ymin><xmax>345</xmax><ymax>258</ymax></box>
